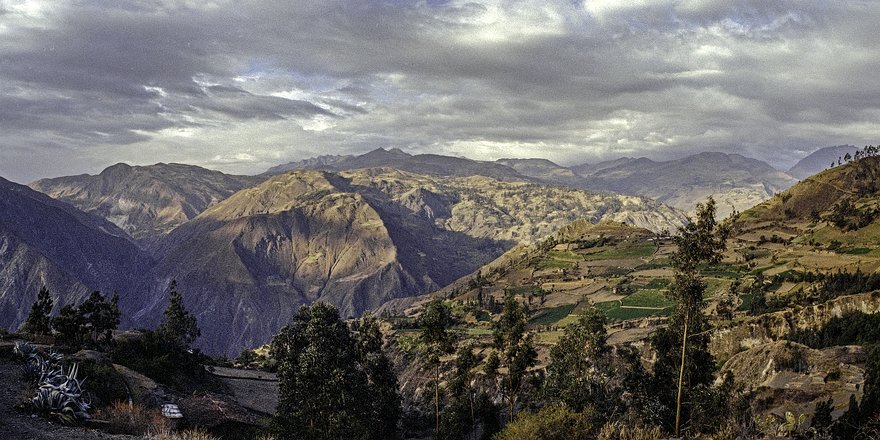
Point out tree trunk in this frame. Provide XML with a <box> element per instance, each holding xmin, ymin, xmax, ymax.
<box><xmin>675</xmin><ymin>309</ymin><xmax>689</xmax><ymax>437</ymax></box>
<box><xmin>435</xmin><ymin>364</ymin><xmax>440</xmax><ymax>439</ymax></box>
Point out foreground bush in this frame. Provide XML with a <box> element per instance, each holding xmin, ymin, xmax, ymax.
<box><xmin>493</xmin><ymin>404</ymin><xmax>593</xmax><ymax>440</ymax></box>
<box><xmin>96</xmin><ymin>401</ymin><xmax>169</xmax><ymax>435</ymax></box>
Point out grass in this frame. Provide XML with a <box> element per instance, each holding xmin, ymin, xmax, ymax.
<box><xmin>529</xmin><ymin>303</ymin><xmax>577</xmax><ymax>326</ymax></box>
<box><xmin>581</xmin><ymin>242</ymin><xmax>657</xmax><ymax>261</ymax></box>
<box><xmin>595</xmin><ymin>289</ymin><xmax>676</xmax><ymax>320</ymax></box>
<box><xmin>535</xmin><ymin>250</ymin><xmax>581</xmax><ymax>270</ymax></box>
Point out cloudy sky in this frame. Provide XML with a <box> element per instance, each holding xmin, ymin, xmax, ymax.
<box><xmin>1</xmin><ymin>0</ymin><xmax>879</xmax><ymax>182</ymax></box>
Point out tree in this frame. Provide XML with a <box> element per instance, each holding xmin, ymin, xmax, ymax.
<box><xmin>812</xmin><ymin>398</ymin><xmax>833</xmax><ymax>433</ymax></box>
<box><xmin>649</xmin><ymin>197</ymin><xmax>729</xmax><ymax>436</ymax></box>
<box><xmin>53</xmin><ymin>304</ymin><xmax>85</xmax><ymax>347</ymax></box>
<box><xmin>544</xmin><ymin>306</ymin><xmax>619</xmax><ymax>420</ymax></box>
<box><xmin>52</xmin><ymin>291</ymin><xmax>120</xmax><ymax>349</ymax></box>
<box><xmin>157</xmin><ymin>280</ymin><xmax>200</xmax><ymax>349</ymax></box>
<box><xmin>353</xmin><ymin>314</ymin><xmax>402</xmax><ymax>440</ymax></box>
<box><xmin>271</xmin><ymin>303</ymin><xmax>397</xmax><ymax>440</ymax></box>
<box><xmin>21</xmin><ymin>286</ymin><xmax>53</xmax><ymax>335</ymax></box>
<box><xmin>493</xmin><ymin>291</ymin><xmax>537</xmax><ymax>423</ymax></box>
<box><xmin>77</xmin><ymin>290</ymin><xmax>121</xmax><ymax>346</ymax></box>
<box><xmin>419</xmin><ymin>298</ymin><xmax>456</xmax><ymax>439</ymax></box>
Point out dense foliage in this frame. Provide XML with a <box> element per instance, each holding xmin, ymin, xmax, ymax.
<box><xmin>21</xmin><ymin>286</ymin><xmax>53</xmax><ymax>335</ymax></box>
<box><xmin>271</xmin><ymin>303</ymin><xmax>401</xmax><ymax>440</ymax></box>
<box><xmin>52</xmin><ymin>291</ymin><xmax>120</xmax><ymax>350</ymax></box>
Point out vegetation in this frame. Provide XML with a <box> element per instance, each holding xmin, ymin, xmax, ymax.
<box><xmin>270</xmin><ymin>303</ymin><xmax>400</xmax><ymax>440</ymax></box>
<box><xmin>492</xmin><ymin>291</ymin><xmax>537</xmax><ymax>423</ymax></box>
<box><xmin>52</xmin><ymin>290</ymin><xmax>120</xmax><ymax>350</ymax></box>
<box><xmin>419</xmin><ymin>298</ymin><xmax>457</xmax><ymax>438</ymax></box>
<box><xmin>157</xmin><ymin>280</ymin><xmax>200</xmax><ymax>349</ymax></box>
<box><xmin>492</xmin><ymin>404</ymin><xmax>593</xmax><ymax>440</ymax></box>
<box><xmin>21</xmin><ymin>286</ymin><xmax>53</xmax><ymax>335</ymax></box>
<box><xmin>111</xmin><ymin>281</ymin><xmax>216</xmax><ymax>393</ymax></box>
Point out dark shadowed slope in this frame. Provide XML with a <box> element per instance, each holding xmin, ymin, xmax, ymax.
<box><xmin>0</xmin><ymin>177</ymin><xmax>152</xmax><ymax>331</ymax></box>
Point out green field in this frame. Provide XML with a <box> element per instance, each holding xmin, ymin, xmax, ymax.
<box><xmin>595</xmin><ymin>288</ymin><xmax>676</xmax><ymax>320</ymax></box>
<box><xmin>529</xmin><ymin>303</ymin><xmax>577</xmax><ymax>326</ymax></box>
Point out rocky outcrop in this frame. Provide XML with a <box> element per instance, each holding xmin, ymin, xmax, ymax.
<box><xmin>710</xmin><ymin>291</ymin><xmax>880</xmax><ymax>364</ymax></box>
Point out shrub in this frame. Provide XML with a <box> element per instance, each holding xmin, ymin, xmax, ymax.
<box><xmin>96</xmin><ymin>401</ymin><xmax>169</xmax><ymax>436</ymax></box>
<box><xmin>492</xmin><ymin>404</ymin><xmax>593</xmax><ymax>440</ymax></box>
<box><xmin>111</xmin><ymin>330</ymin><xmax>222</xmax><ymax>393</ymax></box>
<box><xmin>596</xmin><ymin>422</ymin><xmax>664</xmax><ymax>440</ymax></box>
<box><xmin>76</xmin><ymin>360</ymin><xmax>129</xmax><ymax>408</ymax></box>
<box><xmin>146</xmin><ymin>429</ymin><xmax>220</xmax><ymax>440</ymax></box>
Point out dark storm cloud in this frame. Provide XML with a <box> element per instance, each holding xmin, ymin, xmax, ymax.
<box><xmin>1</xmin><ymin>0</ymin><xmax>879</xmax><ymax>182</ymax></box>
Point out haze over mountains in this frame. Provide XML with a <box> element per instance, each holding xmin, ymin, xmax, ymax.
<box><xmin>0</xmin><ymin>145</ymin><xmax>854</xmax><ymax>355</ymax></box>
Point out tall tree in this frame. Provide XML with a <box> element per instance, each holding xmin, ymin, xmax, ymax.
<box><xmin>493</xmin><ymin>291</ymin><xmax>537</xmax><ymax>424</ymax></box>
<box><xmin>650</xmin><ymin>197</ymin><xmax>729</xmax><ymax>436</ymax></box>
<box><xmin>52</xmin><ymin>291</ymin><xmax>120</xmax><ymax>349</ymax></box>
<box><xmin>21</xmin><ymin>286</ymin><xmax>53</xmax><ymax>335</ymax></box>
<box><xmin>353</xmin><ymin>314</ymin><xmax>402</xmax><ymax>440</ymax></box>
<box><xmin>419</xmin><ymin>298</ymin><xmax>456</xmax><ymax>439</ymax></box>
<box><xmin>544</xmin><ymin>306</ymin><xmax>619</xmax><ymax>419</ymax></box>
<box><xmin>271</xmin><ymin>303</ymin><xmax>394</xmax><ymax>440</ymax></box>
<box><xmin>157</xmin><ymin>280</ymin><xmax>200</xmax><ymax>349</ymax></box>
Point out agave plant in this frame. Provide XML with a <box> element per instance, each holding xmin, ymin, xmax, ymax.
<box><xmin>13</xmin><ymin>341</ymin><xmax>37</xmax><ymax>359</ymax></box>
<box><xmin>31</xmin><ymin>361</ymin><xmax>91</xmax><ymax>423</ymax></box>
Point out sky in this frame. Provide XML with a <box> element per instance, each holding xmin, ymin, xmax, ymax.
<box><xmin>1</xmin><ymin>0</ymin><xmax>879</xmax><ymax>183</ymax></box>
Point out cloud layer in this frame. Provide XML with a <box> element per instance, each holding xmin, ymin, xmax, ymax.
<box><xmin>2</xmin><ymin>0</ymin><xmax>879</xmax><ymax>182</ymax></box>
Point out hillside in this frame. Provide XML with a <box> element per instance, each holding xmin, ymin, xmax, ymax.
<box><xmin>573</xmin><ymin>152</ymin><xmax>798</xmax><ymax>218</ymax></box>
<box><xmin>382</xmin><ymin>155</ymin><xmax>880</xmax><ymax>434</ymax></box>
<box><xmin>30</xmin><ymin>163</ymin><xmax>262</xmax><ymax>247</ymax></box>
<box><xmin>142</xmin><ymin>168</ymin><xmax>686</xmax><ymax>355</ymax></box>
<box><xmin>0</xmin><ymin>178</ymin><xmax>153</xmax><ymax>332</ymax></box>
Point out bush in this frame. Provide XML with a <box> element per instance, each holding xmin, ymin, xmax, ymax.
<box><xmin>596</xmin><ymin>422</ymin><xmax>664</xmax><ymax>440</ymax></box>
<box><xmin>76</xmin><ymin>360</ymin><xmax>129</xmax><ymax>408</ymax></box>
<box><xmin>111</xmin><ymin>330</ymin><xmax>222</xmax><ymax>393</ymax></box>
<box><xmin>146</xmin><ymin>429</ymin><xmax>219</xmax><ymax>440</ymax></box>
<box><xmin>96</xmin><ymin>401</ymin><xmax>170</xmax><ymax>436</ymax></box>
<box><xmin>493</xmin><ymin>404</ymin><xmax>593</xmax><ymax>440</ymax></box>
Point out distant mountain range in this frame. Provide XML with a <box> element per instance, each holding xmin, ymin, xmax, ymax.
<box><xmin>787</xmin><ymin>145</ymin><xmax>860</xmax><ymax>180</ymax></box>
<box><xmin>570</xmin><ymin>152</ymin><xmax>798</xmax><ymax>218</ymax></box>
<box><xmin>270</xmin><ymin>148</ymin><xmax>799</xmax><ymax>218</ymax></box>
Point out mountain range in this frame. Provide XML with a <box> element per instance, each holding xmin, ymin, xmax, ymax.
<box><xmin>0</xmin><ymin>145</ymin><xmax>850</xmax><ymax>355</ymax></box>
<box><xmin>786</xmin><ymin>145</ymin><xmax>860</xmax><ymax>180</ymax></box>
<box><xmin>270</xmin><ymin>148</ymin><xmax>800</xmax><ymax>218</ymax></box>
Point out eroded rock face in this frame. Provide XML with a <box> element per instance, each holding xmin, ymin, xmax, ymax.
<box><xmin>30</xmin><ymin>163</ymin><xmax>262</xmax><ymax>247</ymax></box>
<box><xmin>144</xmin><ymin>169</ymin><xmax>688</xmax><ymax>356</ymax></box>
<box><xmin>722</xmin><ymin>341</ymin><xmax>864</xmax><ymax>424</ymax></box>
<box><xmin>710</xmin><ymin>292</ymin><xmax>880</xmax><ymax>364</ymax></box>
